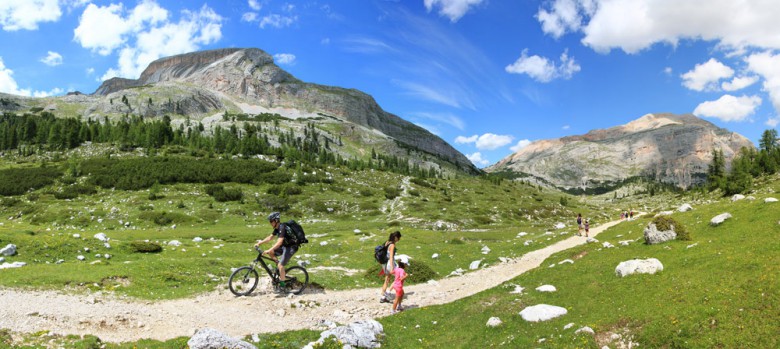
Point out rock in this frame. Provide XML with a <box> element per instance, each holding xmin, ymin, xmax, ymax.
<box><xmin>394</xmin><ymin>254</ymin><xmax>411</xmax><ymax>264</ymax></box>
<box><xmin>168</xmin><ymin>240</ymin><xmax>182</xmax><ymax>247</ymax></box>
<box><xmin>77</xmin><ymin>255</ymin><xmax>85</xmax><ymax>261</ymax></box>
<box><xmin>308</xmin><ymin>320</ymin><xmax>384</xmax><ymax>349</ymax></box>
<box><xmin>187</xmin><ymin>328</ymin><xmax>256</xmax><ymax>349</ymax></box>
<box><xmin>710</xmin><ymin>213</ymin><xmax>732</xmax><ymax>226</ymax></box>
<box><xmin>563</xmin><ymin>323</ymin><xmax>575</xmax><ymax>330</ymax></box>
<box><xmin>731</xmin><ymin>194</ymin><xmax>745</xmax><ymax>201</ymax></box>
<box><xmin>72</xmin><ymin>234</ymin><xmax>81</xmax><ymax>238</ymax></box>
<box><xmin>615</xmin><ymin>258</ymin><xmax>663</xmax><ymax>277</ymax></box>
<box><xmin>481</xmin><ymin>246</ymin><xmax>491</xmax><ymax>254</ymax></box>
<box><xmin>765</xmin><ymin>197</ymin><xmax>778</xmax><ymax>203</ymax></box>
<box><xmin>431</xmin><ymin>253</ymin><xmax>439</xmax><ymax>259</ymax></box>
<box><xmin>602</xmin><ymin>242</ymin><xmax>615</xmax><ymax>248</ymax></box>
<box><xmin>516</xmin><ymin>232</ymin><xmax>528</xmax><ymax>237</ymax></box>
<box><xmin>644</xmin><ymin>223</ymin><xmax>677</xmax><ymax>244</ymax></box>
<box><xmin>469</xmin><ymin>260</ymin><xmax>482</xmax><ymax>270</ymax></box>
<box><xmin>94</xmin><ymin>233</ymin><xmax>108</xmax><ymax>242</ymax></box>
<box><xmin>586</xmin><ymin>237</ymin><xmax>599</xmax><ymax>243</ymax></box>
<box><xmin>0</xmin><ymin>244</ymin><xmax>17</xmax><ymax>256</ymax></box>
<box><xmin>619</xmin><ymin>240</ymin><xmax>632</xmax><ymax>246</ymax></box>
<box><xmin>554</xmin><ymin>222</ymin><xmax>566</xmax><ymax>229</ymax></box>
<box><xmin>510</xmin><ymin>285</ymin><xmax>524</xmax><ymax>294</ymax></box>
<box><xmin>686</xmin><ymin>243</ymin><xmax>698</xmax><ymax>249</ymax></box>
<box><xmin>193</xmin><ymin>237</ymin><xmax>203</xmax><ymax>242</ymax></box>
<box><xmin>677</xmin><ymin>203</ymin><xmax>693</xmax><ymax>212</ymax></box>
<box><xmin>536</xmin><ymin>285</ymin><xmax>557</xmax><ymax>292</ymax></box>
<box><xmin>519</xmin><ymin>304</ymin><xmax>568</xmax><ymax>322</ymax></box>
<box><xmin>320</xmin><ymin>241</ymin><xmax>328</xmax><ymax>246</ymax></box>
<box><xmin>104</xmin><ymin>243</ymin><xmax>111</xmax><ymax>249</ymax></box>
<box><xmin>353</xmin><ymin>229</ymin><xmax>362</xmax><ymax>234</ymax></box>
<box><xmin>0</xmin><ymin>257</ymin><xmax>3</xmax><ymax>263</ymax></box>
<box><xmin>575</xmin><ymin>326</ymin><xmax>595</xmax><ymax>335</ymax></box>
<box><xmin>0</xmin><ymin>261</ymin><xmax>26</xmax><ymax>269</ymax></box>
<box><xmin>486</xmin><ymin>317</ymin><xmax>502</xmax><ymax>327</ymax></box>
<box><xmin>655</xmin><ymin>211</ymin><xmax>673</xmax><ymax>216</ymax></box>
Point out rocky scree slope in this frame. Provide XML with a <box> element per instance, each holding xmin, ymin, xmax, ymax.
<box><xmin>487</xmin><ymin>113</ymin><xmax>754</xmax><ymax>190</ymax></box>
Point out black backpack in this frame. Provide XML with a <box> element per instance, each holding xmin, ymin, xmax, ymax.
<box><xmin>283</xmin><ymin>220</ymin><xmax>308</xmax><ymax>246</ymax></box>
<box><xmin>374</xmin><ymin>243</ymin><xmax>390</xmax><ymax>264</ymax></box>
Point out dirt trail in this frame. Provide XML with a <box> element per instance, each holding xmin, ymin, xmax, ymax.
<box><xmin>0</xmin><ymin>217</ymin><xmax>634</xmax><ymax>343</ymax></box>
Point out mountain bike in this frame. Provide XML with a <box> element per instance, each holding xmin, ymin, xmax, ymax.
<box><xmin>228</xmin><ymin>246</ymin><xmax>309</xmax><ymax>296</ymax></box>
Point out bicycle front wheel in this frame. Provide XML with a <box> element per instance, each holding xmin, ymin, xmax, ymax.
<box><xmin>228</xmin><ymin>266</ymin><xmax>259</xmax><ymax>296</ymax></box>
<box><xmin>281</xmin><ymin>266</ymin><xmax>309</xmax><ymax>295</ymax></box>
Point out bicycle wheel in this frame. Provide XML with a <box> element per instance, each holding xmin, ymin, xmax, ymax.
<box><xmin>280</xmin><ymin>266</ymin><xmax>309</xmax><ymax>295</ymax></box>
<box><xmin>228</xmin><ymin>266</ymin><xmax>259</xmax><ymax>296</ymax></box>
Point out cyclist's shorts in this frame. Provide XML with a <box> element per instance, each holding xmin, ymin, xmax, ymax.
<box><xmin>274</xmin><ymin>245</ymin><xmax>299</xmax><ymax>266</ymax></box>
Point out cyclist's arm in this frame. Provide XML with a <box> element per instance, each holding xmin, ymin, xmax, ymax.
<box><xmin>255</xmin><ymin>234</ymin><xmax>274</xmax><ymax>246</ymax></box>
<box><xmin>266</xmin><ymin>236</ymin><xmax>284</xmax><ymax>255</ymax></box>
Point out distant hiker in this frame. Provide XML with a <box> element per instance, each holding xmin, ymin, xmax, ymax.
<box><xmin>255</xmin><ymin>212</ymin><xmax>299</xmax><ymax>282</ymax></box>
<box><xmin>391</xmin><ymin>261</ymin><xmax>408</xmax><ymax>314</ymax></box>
<box><xmin>620</xmin><ymin>211</ymin><xmax>625</xmax><ymax>220</ymax></box>
<box><xmin>379</xmin><ymin>231</ymin><xmax>402</xmax><ymax>303</ymax></box>
<box><xmin>629</xmin><ymin>210</ymin><xmax>634</xmax><ymax>220</ymax></box>
<box><xmin>576</xmin><ymin>213</ymin><xmax>583</xmax><ymax>236</ymax></box>
<box><xmin>584</xmin><ymin>219</ymin><xmax>590</xmax><ymax>237</ymax></box>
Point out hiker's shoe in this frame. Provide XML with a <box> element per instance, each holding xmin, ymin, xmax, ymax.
<box><xmin>380</xmin><ymin>296</ymin><xmax>390</xmax><ymax>303</ymax></box>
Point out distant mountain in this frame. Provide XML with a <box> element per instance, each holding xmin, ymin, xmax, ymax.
<box><xmin>486</xmin><ymin>113</ymin><xmax>754</xmax><ymax>191</ymax></box>
<box><xmin>0</xmin><ymin>48</ymin><xmax>478</xmax><ymax>174</ymax></box>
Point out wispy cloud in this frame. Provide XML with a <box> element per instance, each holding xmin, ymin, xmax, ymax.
<box><xmin>342</xmin><ymin>36</ymin><xmax>396</xmax><ymax>54</ymax></box>
<box><xmin>273</xmin><ymin>53</ymin><xmax>296</xmax><ymax>65</ymax></box>
<box><xmin>40</xmin><ymin>51</ymin><xmax>63</xmax><ymax>66</ymax></box>
<box><xmin>423</xmin><ymin>0</ymin><xmax>486</xmax><ymax>23</ymax></box>
<box><xmin>410</xmin><ymin>112</ymin><xmax>466</xmax><ymax>130</ymax></box>
<box><xmin>395</xmin><ymin>80</ymin><xmax>465</xmax><ymax>109</ymax></box>
<box><xmin>766</xmin><ymin>116</ymin><xmax>779</xmax><ymax>128</ymax></box>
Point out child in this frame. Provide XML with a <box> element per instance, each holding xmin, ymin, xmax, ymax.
<box><xmin>391</xmin><ymin>261</ymin><xmax>408</xmax><ymax>314</ymax></box>
<box><xmin>585</xmin><ymin>219</ymin><xmax>590</xmax><ymax>237</ymax></box>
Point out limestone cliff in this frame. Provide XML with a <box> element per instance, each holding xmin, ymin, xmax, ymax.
<box><xmin>486</xmin><ymin>113</ymin><xmax>754</xmax><ymax>189</ymax></box>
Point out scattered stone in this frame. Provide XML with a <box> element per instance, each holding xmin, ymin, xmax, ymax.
<box><xmin>602</xmin><ymin>242</ymin><xmax>615</xmax><ymax>248</ymax></box>
<box><xmin>84</xmin><ymin>247</ymin><xmax>90</xmax><ymax>252</ymax></box>
<box><xmin>320</xmin><ymin>241</ymin><xmax>328</xmax><ymax>246</ymax></box>
<box><xmin>193</xmin><ymin>237</ymin><xmax>203</xmax><ymax>243</ymax></box>
<box><xmin>94</xmin><ymin>233</ymin><xmax>108</xmax><ymax>242</ymax></box>
<box><xmin>619</xmin><ymin>240</ymin><xmax>632</xmax><ymax>246</ymax></box>
<box><xmin>686</xmin><ymin>243</ymin><xmax>698</xmax><ymax>249</ymax></box>
<box><xmin>615</xmin><ymin>258</ymin><xmax>663</xmax><ymax>277</ymax></box>
<box><xmin>747</xmin><ymin>196</ymin><xmax>756</xmax><ymax>200</ymax></box>
<box><xmin>510</xmin><ymin>285</ymin><xmax>524</xmax><ymax>294</ymax></box>
<box><xmin>524</xmin><ymin>240</ymin><xmax>533</xmax><ymax>246</ymax></box>
<box><xmin>486</xmin><ymin>317</ymin><xmax>502</xmax><ymax>327</ymax></box>
<box><xmin>481</xmin><ymin>246</ymin><xmax>491</xmax><ymax>254</ymax></box>
<box><xmin>731</xmin><ymin>194</ymin><xmax>745</xmax><ymax>202</ymax></box>
<box><xmin>171</xmin><ymin>224</ymin><xmax>177</xmax><ymax>229</ymax></box>
<box><xmin>72</xmin><ymin>234</ymin><xmax>81</xmax><ymax>238</ymax></box>
<box><xmin>563</xmin><ymin>323</ymin><xmax>575</xmax><ymax>330</ymax></box>
<box><xmin>677</xmin><ymin>203</ymin><xmax>693</xmax><ymax>212</ymax></box>
<box><xmin>394</xmin><ymin>254</ymin><xmax>411</xmax><ymax>264</ymax></box>
<box><xmin>644</xmin><ymin>223</ymin><xmax>676</xmax><ymax>245</ymax></box>
<box><xmin>448</xmin><ymin>268</ymin><xmax>465</xmax><ymax>277</ymax></box>
<box><xmin>655</xmin><ymin>211</ymin><xmax>673</xmax><ymax>216</ymax></box>
<box><xmin>431</xmin><ymin>253</ymin><xmax>439</xmax><ymax>259</ymax></box>
<box><xmin>0</xmin><ymin>244</ymin><xmax>17</xmax><ymax>256</ymax></box>
<box><xmin>168</xmin><ymin>240</ymin><xmax>182</xmax><ymax>247</ymax></box>
<box><xmin>0</xmin><ymin>257</ymin><xmax>3</xmax><ymax>263</ymax></box>
<box><xmin>77</xmin><ymin>255</ymin><xmax>85</xmax><ymax>261</ymax></box>
<box><xmin>516</xmin><ymin>232</ymin><xmax>528</xmax><ymax>237</ymax></box>
<box><xmin>104</xmin><ymin>243</ymin><xmax>111</xmax><ymax>249</ymax></box>
<box><xmin>469</xmin><ymin>260</ymin><xmax>482</xmax><ymax>270</ymax></box>
<box><xmin>353</xmin><ymin>229</ymin><xmax>362</xmax><ymax>234</ymax></box>
<box><xmin>554</xmin><ymin>222</ymin><xmax>566</xmax><ymax>229</ymax></box>
<box><xmin>710</xmin><ymin>213</ymin><xmax>732</xmax><ymax>226</ymax></box>
<box><xmin>558</xmin><ymin>259</ymin><xmax>574</xmax><ymax>265</ymax></box>
<box><xmin>0</xmin><ymin>261</ymin><xmax>26</xmax><ymax>269</ymax></box>
<box><xmin>536</xmin><ymin>285</ymin><xmax>557</xmax><ymax>292</ymax></box>
<box><xmin>765</xmin><ymin>197</ymin><xmax>778</xmax><ymax>203</ymax></box>
<box><xmin>519</xmin><ymin>304</ymin><xmax>568</xmax><ymax>322</ymax></box>
<box><xmin>586</xmin><ymin>237</ymin><xmax>599</xmax><ymax>243</ymax></box>
<box><xmin>304</xmin><ymin>320</ymin><xmax>384</xmax><ymax>349</ymax></box>
<box><xmin>56</xmin><ymin>259</ymin><xmax>64</xmax><ymax>264</ymax></box>
<box><xmin>187</xmin><ymin>328</ymin><xmax>256</xmax><ymax>349</ymax></box>
<box><xmin>575</xmin><ymin>326</ymin><xmax>595</xmax><ymax>335</ymax></box>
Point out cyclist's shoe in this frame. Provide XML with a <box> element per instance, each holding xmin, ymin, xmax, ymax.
<box><xmin>279</xmin><ymin>281</ymin><xmax>287</xmax><ymax>288</ymax></box>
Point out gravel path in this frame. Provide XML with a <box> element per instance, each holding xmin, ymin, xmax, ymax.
<box><xmin>0</xmin><ymin>217</ymin><xmax>632</xmax><ymax>343</ymax></box>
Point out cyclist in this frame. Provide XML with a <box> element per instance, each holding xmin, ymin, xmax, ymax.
<box><xmin>255</xmin><ymin>212</ymin><xmax>298</xmax><ymax>283</ymax></box>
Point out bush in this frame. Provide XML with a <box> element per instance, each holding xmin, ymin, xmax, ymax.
<box><xmin>364</xmin><ymin>260</ymin><xmax>437</xmax><ymax>284</ymax></box>
<box><xmin>206</xmin><ymin>184</ymin><xmax>243</xmax><ymax>202</ymax></box>
<box><xmin>0</xmin><ymin>166</ymin><xmax>61</xmax><ymax>195</ymax></box>
<box><xmin>256</xmin><ymin>196</ymin><xmax>289</xmax><ymax>212</ymax></box>
<box><xmin>54</xmin><ymin>184</ymin><xmax>98</xmax><ymax>199</ymax></box>
<box><xmin>652</xmin><ymin>215</ymin><xmax>690</xmax><ymax>241</ymax></box>
<box><xmin>384</xmin><ymin>186</ymin><xmax>401</xmax><ymax>199</ymax></box>
<box><xmin>129</xmin><ymin>241</ymin><xmax>162</xmax><ymax>253</ymax></box>
<box><xmin>138</xmin><ymin>211</ymin><xmax>192</xmax><ymax>225</ymax></box>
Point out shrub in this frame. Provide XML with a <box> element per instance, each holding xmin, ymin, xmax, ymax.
<box><xmin>138</xmin><ymin>211</ymin><xmax>192</xmax><ymax>225</ymax></box>
<box><xmin>256</xmin><ymin>196</ymin><xmax>289</xmax><ymax>212</ymax></box>
<box><xmin>359</xmin><ymin>189</ymin><xmax>374</xmax><ymax>197</ymax></box>
<box><xmin>206</xmin><ymin>184</ymin><xmax>242</xmax><ymax>202</ymax></box>
<box><xmin>129</xmin><ymin>241</ymin><xmax>162</xmax><ymax>253</ymax></box>
<box><xmin>54</xmin><ymin>184</ymin><xmax>98</xmax><ymax>199</ymax></box>
<box><xmin>363</xmin><ymin>260</ymin><xmax>437</xmax><ymax>284</ymax></box>
<box><xmin>384</xmin><ymin>186</ymin><xmax>401</xmax><ymax>199</ymax></box>
<box><xmin>652</xmin><ymin>215</ymin><xmax>690</xmax><ymax>241</ymax></box>
<box><xmin>1</xmin><ymin>198</ymin><xmax>20</xmax><ymax>207</ymax></box>
<box><xmin>0</xmin><ymin>166</ymin><xmax>61</xmax><ymax>196</ymax></box>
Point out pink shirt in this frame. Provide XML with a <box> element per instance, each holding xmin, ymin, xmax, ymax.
<box><xmin>392</xmin><ymin>267</ymin><xmax>406</xmax><ymax>289</ymax></box>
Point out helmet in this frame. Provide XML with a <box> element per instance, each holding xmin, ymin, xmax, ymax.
<box><xmin>268</xmin><ymin>212</ymin><xmax>281</xmax><ymax>222</ymax></box>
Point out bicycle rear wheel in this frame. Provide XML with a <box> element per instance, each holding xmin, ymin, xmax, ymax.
<box><xmin>228</xmin><ymin>266</ymin><xmax>259</xmax><ymax>296</ymax></box>
<box><xmin>280</xmin><ymin>266</ymin><xmax>309</xmax><ymax>295</ymax></box>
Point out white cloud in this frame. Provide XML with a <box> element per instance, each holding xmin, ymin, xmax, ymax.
<box><xmin>0</xmin><ymin>0</ymin><xmax>61</xmax><ymax>31</ymax></box>
<box><xmin>693</xmin><ymin>94</ymin><xmax>762</xmax><ymax>122</ymax></box>
<box><xmin>476</xmin><ymin>133</ymin><xmax>513</xmax><ymax>150</ymax></box>
<box><xmin>86</xmin><ymin>67</ymin><xmax>94</xmax><ymax>75</ymax></box>
<box><xmin>260</xmin><ymin>13</ymin><xmax>296</xmax><ymax>29</ymax></box>
<box><xmin>466</xmin><ymin>152</ymin><xmax>490</xmax><ymax>167</ymax></box>
<box><xmin>766</xmin><ymin>116</ymin><xmax>780</xmax><ymax>128</ymax></box>
<box><xmin>396</xmin><ymin>80</ymin><xmax>465</xmax><ymax>109</ymax></box>
<box><xmin>0</xmin><ymin>56</ymin><xmax>61</xmax><ymax>97</ymax></box>
<box><xmin>506</xmin><ymin>49</ymin><xmax>580</xmax><ymax>83</ymax></box>
<box><xmin>248</xmin><ymin>0</ymin><xmax>262</xmax><ymax>11</ymax></box>
<box><xmin>241</xmin><ymin>12</ymin><xmax>258</xmax><ymax>22</ymax></box>
<box><xmin>412</xmin><ymin>112</ymin><xmax>465</xmax><ymax>130</ymax></box>
<box><xmin>538</xmin><ymin>0</ymin><xmax>780</xmax><ymax>54</ymax></box>
<box><xmin>562</xmin><ymin>124</ymin><xmax>570</xmax><ymax>130</ymax></box>
<box><xmin>76</xmin><ymin>1</ymin><xmax>224</xmax><ymax>80</ymax></box>
<box><xmin>681</xmin><ymin>58</ymin><xmax>734</xmax><ymax>92</ymax></box>
<box><xmin>663</xmin><ymin>67</ymin><xmax>672</xmax><ymax>75</ymax></box>
<box><xmin>423</xmin><ymin>0</ymin><xmax>485</xmax><ymax>23</ymax></box>
<box><xmin>510</xmin><ymin>139</ymin><xmax>532</xmax><ymax>152</ymax></box>
<box><xmin>722</xmin><ymin>76</ymin><xmax>758</xmax><ymax>91</ymax></box>
<box><xmin>40</xmin><ymin>51</ymin><xmax>62</xmax><ymax>66</ymax></box>
<box><xmin>273</xmin><ymin>53</ymin><xmax>296</xmax><ymax>65</ymax></box>
<box><xmin>745</xmin><ymin>51</ymin><xmax>780</xmax><ymax>112</ymax></box>
<box><xmin>455</xmin><ymin>135</ymin><xmax>478</xmax><ymax>144</ymax></box>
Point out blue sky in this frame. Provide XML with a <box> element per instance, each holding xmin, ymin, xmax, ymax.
<box><xmin>1</xmin><ymin>0</ymin><xmax>780</xmax><ymax>167</ymax></box>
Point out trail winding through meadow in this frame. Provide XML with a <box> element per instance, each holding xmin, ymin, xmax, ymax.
<box><xmin>0</xmin><ymin>216</ymin><xmax>634</xmax><ymax>343</ymax></box>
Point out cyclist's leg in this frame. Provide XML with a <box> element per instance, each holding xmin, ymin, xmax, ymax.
<box><xmin>277</xmin><ymin>245</ymin><xmax>298</xmax><ymax>280</ymax></box>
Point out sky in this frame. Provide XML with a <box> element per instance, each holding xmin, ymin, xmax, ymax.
<box><xmin>1</xmin><ymin>0</ymin><xmax>780</xmax><ymax>168</ymax></box>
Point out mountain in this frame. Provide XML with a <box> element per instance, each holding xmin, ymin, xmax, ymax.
<box><xmin>0</xmin><ymin>48</ymin><xmax>478</xmax><ymax>174</ymax></box>
<box><xmin>486</xmin><ymin>113</ymin><xmax>754</xmax><ymax>191</ymax></box>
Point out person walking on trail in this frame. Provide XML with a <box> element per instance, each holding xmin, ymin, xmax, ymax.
<box><xmin>391</xmin><ymin>261</ymin><xmax>408</xmax><ymax>314</ymax></box>
<box><xmin>255</xmin><ymin>212</ymin><xmax>299</xmax><ymax>282</ymax></box>
<box><xmin>379</xmin><ymin>231</ymin><xmax>402</xmax><ymax>303</ymax></box>
<box><xmin>576</xmin><ymin>213</ymin><xmax>583</xmax><ymax>236</ymax></box>
<box><xmin>584</xmin><ymin>219</ymin><xmax>590</xmax><ymax>237</ymax></box>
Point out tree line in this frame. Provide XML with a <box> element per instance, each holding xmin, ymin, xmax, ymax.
<box><xmin>706</xmin><ymin>129</ymin><xmax>780</xmax><ymax>195</ymax></box>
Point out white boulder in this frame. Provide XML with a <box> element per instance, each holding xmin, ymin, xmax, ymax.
<box><xmin>0</xmin><ymin>244</ymin><xmax>16</xmax><ymax>256</ymax></box>
<box><xmin>731</xmin><ymin>194</ymin><xmax>745</xmax><ymax>202</ymax></box>
<box><xmin>536</xmin><ymin>285</ymin><xmax>557</xmax><ymax>292</ymax></box>
<box><xmin>168</xmin><ymin>240</ymin><xmax>182</xmax><ymax>247</ymax></box>
<box><xmin>469</xmin><ymin>260</ymin><xmax>482</xmax><ymax>270</ymax></box>
<box><xmin>677</xmin><ymin>204</ymin><xmax>693</xmax><ymax>212</ymax></box>
<box><xmin>0</xmin><ymin>261</ymin><xmax>26</xmax><ymax>269</ymax></box>
<box><xmin>554</xmin><ymin>222</ymin><xmax>566</xmax><ymax>229</ymax></box>
<box><xmin>187</xmin><ymin>328</ymin><xmax>256</xmax><ymax>349</ymax></box>
<box><xmin>306</xmin><ymin>320</ymin><xmax>384</xmax><ymax>349</ymax></box>
<box><xmin>77</xmin><ymin>255</ymin><xmax>85</xmax><ymax>261</ymax></box>
<box><xmin>575</xmin><ymin>326</ymin><xmax>595</xmax><ymax>335</ymax></box>
<box><xmin>94</xmin><ymin>233</ymin><xmax>108</xmax><ymax>242</ymax></box>
<box><xmin>615</xmin><ymin>258</ymin><xmax>663</xmax><ymax>277</ymax></box>
<box><xmin>486</xmin><ymin>317</ymin><xmax>502</xmax><ymax>327</ymax></box>
<box><xmin>710</xmin><ymin>213</ymin><xmax>732</xmax><ymax>226</ymax></box>
<box><xmin>193</xmin><ymin>237</ymin><xmax>203</xmax><ymax>242</ymax></box>
<box><xmin>431</xmin><ymin>253</ymin><xmax>439</xmax><ymax>259</ymax></box>
<box><xmin>519</xmin><ymin>304</ymin><xmax>568</xmax><ymax>322</ymax></box>
<box><xmin>481</xmin><ymin>246</ymin><xmax>491</xmax><ymax>255</ymax></box>
<box><xmin>510</xmin><ymin>285</ymin><xmax>524</xmax><ymax>294</ymax></box>
<box><xmin>765</xmin><ymin>197</ymin><xmax>778</xmax><ymax>203</ymax></box>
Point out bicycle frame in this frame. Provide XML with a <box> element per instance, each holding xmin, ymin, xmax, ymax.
<box><xmin>252</xmin><ymin>249</ymin><xmax>281</xmax><ymax>283</ymax></box>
